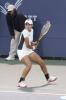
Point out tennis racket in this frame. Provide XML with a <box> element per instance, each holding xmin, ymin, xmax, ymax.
<box><xmin>36</xmin><ymin>20</ymin><xmax>51</xmax><ymax>48</ymax></box>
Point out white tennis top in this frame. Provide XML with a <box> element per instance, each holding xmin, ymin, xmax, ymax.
<box><xmin>22</xmin><ymin>28</ymin><xmax>33</xmax><ymax>50</ymax></box>
<box><xmin>17</xmin><ymin>28</ymin><xmax>34</xmax><ymax>60</ymax></box>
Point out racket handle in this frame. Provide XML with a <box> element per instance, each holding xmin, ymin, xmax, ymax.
<box><xmin>33</xmin><ymin>46</ymin><xmax>36</xmax><ymax>50</ymax></box>
<box><xmin>35</xmin><ymin>41</ymin><xmax>39</xmax><ymax>49</ymax></box>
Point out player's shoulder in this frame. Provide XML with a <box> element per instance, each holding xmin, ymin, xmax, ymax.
<box><xmin>22</xmin><ymin>29</ymin><xmax>29</xmax><ymax>37</ymax></box>
<box><xmin>22</xmin><ymin>29</ymin><xmax>33</xmax><ymax>34</ymax></box>
<box><xmin>22</xmin><ymin>29</ymin><xmax>28</xmax><ymax>33</ymax></box>
<box><xmin>22</xmin><ymin>29</ymin><xmax>28</xmax><ymax>35</ymax></box>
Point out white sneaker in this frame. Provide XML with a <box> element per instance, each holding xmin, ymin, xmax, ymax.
<box><xmin>5</xmin><ymin>56</ymin><xmax>15</xmax><ymax>61</ymax></box>
<box><xmin>48</xmin><ymin>76</ymin><xmax>57</xmax><ymax>83</ymax></box>
<box><xmin>17</xmin><ymin>81</ymin><xmax>27</xmax><ymax>88</ymax></box>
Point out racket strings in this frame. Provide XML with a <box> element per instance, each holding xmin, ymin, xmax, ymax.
<box><xmin>37</xmin><ymin>21</ymin><xmax>51</xmax><ymax>45</ymax></box>
<box><xmin>35</xmin><ymin>21</ymin><xmax>51</xmax><ymax>49</ymax></box>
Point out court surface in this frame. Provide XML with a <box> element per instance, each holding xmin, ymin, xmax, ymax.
<box><xmin>0</xmin><ymin>58</ymin><xmax>66</xmax><ymax>100</ymax></box>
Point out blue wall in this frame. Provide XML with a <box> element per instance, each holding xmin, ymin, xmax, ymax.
<box><xmin>0</xmin><ymin>0</ymin><xmax>66</xmax><ymax>57</ymax></box>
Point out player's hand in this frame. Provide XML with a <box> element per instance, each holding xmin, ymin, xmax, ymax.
<box><xmin>32</xmin><ymin>44</ymin><xmax>38</xmax><ymax>50</ymax></box>
<box><xmin>32</xmin><ymin>46</ymin><xmax>36</xmax><ymax>50</ymax></box>
<box><xmin>31</xmin><ymin>41</ymin><xmax>37</xmax><ymax>46</ymax></box>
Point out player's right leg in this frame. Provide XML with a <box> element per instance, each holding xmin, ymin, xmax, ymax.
<box><xmin>18</xmin><ymin>55</ymin><xmax>32</xmax><ymax>88</ymax></box>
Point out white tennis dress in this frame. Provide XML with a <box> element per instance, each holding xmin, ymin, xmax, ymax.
<box><xmin>17</xmin><ymin>28</ymin><xmax>34</xmax><ymax>61</ymax></box>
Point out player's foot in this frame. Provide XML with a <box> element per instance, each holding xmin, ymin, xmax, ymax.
<box><xmin>48</xmin><ymin>76</ymin><xmax>57</xmax><ymax>83</ymax></box>
<box><xmin>5</xmin><ymin>56</ymin><xmax>15</xmax><ymax>60</ymax></box>
<box><xmin>17</xmin><ymin>81</ymin><xmax>27</xmax><ymax>88</ymax></box>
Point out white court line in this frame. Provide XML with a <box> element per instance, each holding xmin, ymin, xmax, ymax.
<box><xmin>0</xmin><ymin>90</ymin><xmax>66</xmax><ymax>96</ymax></box>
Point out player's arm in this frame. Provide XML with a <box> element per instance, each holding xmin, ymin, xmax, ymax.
<box><xmin>24</xmin><ymin>37</ymin><xmax>33</xmax><ymax>49</ymax></box>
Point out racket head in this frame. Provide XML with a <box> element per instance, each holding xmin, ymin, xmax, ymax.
<box><xmin>38</xmin><ymin>20</ymin><xmax>51</xmax><ymax>41</ymax></box>
<box><xmin>36</xmin><ymin>20</ymin><xmax>51</xmax><ymax>48</ymax></box>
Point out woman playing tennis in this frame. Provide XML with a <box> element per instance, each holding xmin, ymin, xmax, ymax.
<box><xmin>17</xmin><ymin>19</ymin><xmax>57</xmax><ymax>87</ymax></box>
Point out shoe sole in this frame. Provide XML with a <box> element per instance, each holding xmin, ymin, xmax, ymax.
<box><xmin>17</xmin><ymin>84</ymin><xmax>27</xmax><ymax>88</ymax></box>
<box><xmin>48</xmin><ymin>77</ymin><xmax>57</xmax><ymax>83</ymax></box>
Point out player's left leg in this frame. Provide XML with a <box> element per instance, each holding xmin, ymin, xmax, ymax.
<box><xmin>29</xmin><ymin>52</ymin><xmax>57</xmax><ymax>83</ymax></box>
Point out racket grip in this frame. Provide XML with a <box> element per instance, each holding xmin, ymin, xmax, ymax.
<box><xmin>33</xmin><ymin>46</ymin><xmax>36</xmax><ymax>50</ymax></box>
<box><xmin>35</xmin><ymin>41</ymin><xmax>39</xmax><ymax>49</ymax></box>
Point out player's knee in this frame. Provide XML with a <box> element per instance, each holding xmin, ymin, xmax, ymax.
<box><xmin>27</xmin><ymin>63</ymin><xmax>32</xmax><ymax>69</ymax></box>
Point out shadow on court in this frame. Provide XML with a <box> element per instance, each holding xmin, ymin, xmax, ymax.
<box><xmin>0</xmin><ymin>57</ymin><xmax>66</xmax><ymax>66</ymax></box>
<box><xmin>18</xmin><ymin>83</ymin><xmax>57</xmax><ymax>92</ymax></box>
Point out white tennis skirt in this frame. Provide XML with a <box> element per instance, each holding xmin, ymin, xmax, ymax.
<box><xmin>17</xmin><ymin>49</ymin><xmax>34</xmax><ymax>61</ymax></box>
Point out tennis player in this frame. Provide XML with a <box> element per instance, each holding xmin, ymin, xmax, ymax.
<box><xmin>17</xmin><ymin>19</ymin><xmax>57</xmax><ymax>87</ymax></box>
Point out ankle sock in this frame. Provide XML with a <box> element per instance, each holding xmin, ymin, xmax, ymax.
<box><xmin>45</xmin><ymin>73</ymin><xmax>49</xmax><ymax>80</ymax></box>
<box><xmin>19</xmin><ymin>77</ymin><xmax>25</xmax><ymax>82</ymax></box>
